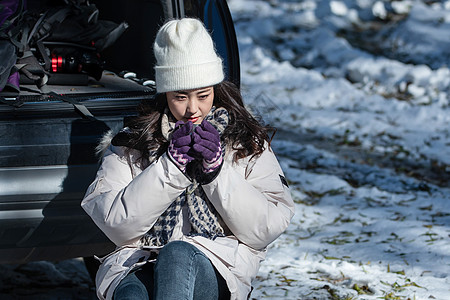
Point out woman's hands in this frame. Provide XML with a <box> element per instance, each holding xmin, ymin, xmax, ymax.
<box><xmin>168</xmin><ymin>120</ymin><xmax>222</xmax><ymax>174</ymax></box>
<box><xmin>193</xmin><ymin>120</ymin><xmax>223</xmax><ymax>173</ymax></box>
<box><xmin>168</xmin><ymin>121</ymin><xmax>195</xmax><ymax>171</ymax></box>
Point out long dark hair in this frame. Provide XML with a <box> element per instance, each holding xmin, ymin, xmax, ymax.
<box><xmin>214</xmin><ymin>81</ymin><xmax>273</xmax><ymax>160</ymax></box>
<box><xmin>124</xmin><ymin>81</ymin><xmax>273</xmax><ymax>165</ymax></box>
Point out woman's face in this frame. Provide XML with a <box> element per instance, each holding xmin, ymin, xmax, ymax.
<box><xmin>166</xmin><ymin>87</ymin><xmax>214</xmax><ymax>124</ymax></box>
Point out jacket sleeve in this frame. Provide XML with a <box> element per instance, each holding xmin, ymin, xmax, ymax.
<box><xmin>202</xmin><ymin>145</ymin><xmax>295</xmax><ymax>250</ymax></box>
<box><xmin>81</xmin><ymin>145</ymin><xmax>191</xmax><ymax>246</ymax></box>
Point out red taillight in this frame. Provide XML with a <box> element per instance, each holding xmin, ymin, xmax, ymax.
<box><xmin>51</xmin><ymin>56</ymin><xmax>64</xmax><ymax>72</ymax></box>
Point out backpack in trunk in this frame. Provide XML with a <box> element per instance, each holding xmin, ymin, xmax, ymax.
<box><xmin>0</xmin><ymin>0</ymin><xmax>128</xmax><ymax>98</ymax></box>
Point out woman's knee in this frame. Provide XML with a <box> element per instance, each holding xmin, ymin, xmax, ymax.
<box><xmin>157</xmin><ymin>240</ymin><xmax>202</xmax><ymax>264</ymax></box>
<box><xmin>153</xmin><ymin>241</ymin><xmax>226</xmax><ymax>299</ymax></box>
<box><xmin>114</xmin><ymin>273</ymin><xmax>149</xmax><ymax>300</ymax></box>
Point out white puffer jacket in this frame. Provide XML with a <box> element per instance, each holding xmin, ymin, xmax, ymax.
<box><xmin>81</xmin><ymin>141</ymin><xmax>294</xmax><ymax>300</ymax></box>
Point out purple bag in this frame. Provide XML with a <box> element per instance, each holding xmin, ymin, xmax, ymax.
<box><xmin>0</xmin><ymin>0</ymin><xmax>23</xmax><ymax>94</ymax></box>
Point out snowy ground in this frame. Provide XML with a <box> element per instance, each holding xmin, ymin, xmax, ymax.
<box><xmin>1</xmin><ymin>1</ymin><xmax>449</xmax><ymax>299</ymax></box>
<box><xmin>0</xmin><ymin>258</ymin><xmax>95</xmax><ymax>299</ymax></box>
<box><xmin>228</xmin><ymin>0</ymin><xmax>449</xmax><ymax>299</ymax></box>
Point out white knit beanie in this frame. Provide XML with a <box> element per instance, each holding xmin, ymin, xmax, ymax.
<box><xmin>153</xmin><ymin>18</ymin><xmax>224</xmax><ymax>93</ymax></box>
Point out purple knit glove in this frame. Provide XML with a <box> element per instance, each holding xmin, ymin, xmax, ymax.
<box><xmin>192</xmin><ymin>120</ymin><xmax>223</xmax><ymax>173</ymax></box>
<box><xmin>168</xmin><ymin>121</ymin><xmax>195</xmax><ymax>171</ymax></box>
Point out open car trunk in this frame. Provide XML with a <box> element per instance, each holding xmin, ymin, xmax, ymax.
<box><xmin>0</xmin><ymin>0</ymin><xmax>239</xmax><ymax>264</ymax></box>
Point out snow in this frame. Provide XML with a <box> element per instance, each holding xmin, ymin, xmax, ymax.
<box><xmin>0</xmin><ymin>258</ymin><xmax>95</xmax><ymax>299</ymax></box>
<box><xmin>228</xmin><ymin>0</ymin><xmax>450</xmax><ymax>299</ymax></box>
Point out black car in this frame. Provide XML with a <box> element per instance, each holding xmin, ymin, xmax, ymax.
<box><xmin>0</xmin><ymin>0</ymin><xmax>239</xmax><ymax>271</ymax></box>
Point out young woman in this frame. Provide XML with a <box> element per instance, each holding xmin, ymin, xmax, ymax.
<box><xmin>81</xmin><ymin>18</ymin><xmax>294</xmax><ymax>300</ymax></box>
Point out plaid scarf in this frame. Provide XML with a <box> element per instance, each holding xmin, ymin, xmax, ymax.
<box><xmin>140</xmin><ymin>107</ymin><xmax>229</xmax><ymax>247</ymax></box>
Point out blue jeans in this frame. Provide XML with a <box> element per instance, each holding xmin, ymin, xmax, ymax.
<box><xmin>113</xmin><ymin>241</ymin><xmax>230</xmax><ymax>300</ymax></box>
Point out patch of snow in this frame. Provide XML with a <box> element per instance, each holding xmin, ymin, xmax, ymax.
<box><xmin>229</xmin><ymin>0</ymin><xmax>450</xmax><ymax>298</ymax></box>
